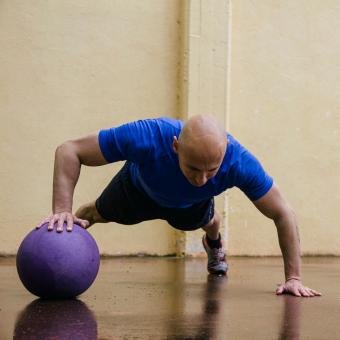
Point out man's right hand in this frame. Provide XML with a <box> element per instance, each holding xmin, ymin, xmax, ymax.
<box><xmin>36</xmin><ymin>212</ymin><xmax>90</xmax><ymax>233</ymax></box>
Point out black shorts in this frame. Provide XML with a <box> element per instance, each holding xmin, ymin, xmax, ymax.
<box><xmin>95</xmin><ymin>162</ymin><xmax>215</xmax><ymax>231</ymax></box>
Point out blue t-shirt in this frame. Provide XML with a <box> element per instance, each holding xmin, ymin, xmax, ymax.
<box><xmin>98</xmin><ymin>117</ymin><xmax>273</xmax><ymax>208</ymax></box>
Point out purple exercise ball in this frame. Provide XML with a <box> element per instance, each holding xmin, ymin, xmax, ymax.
<box><xmin>16</xmin><ymin>223</ymin><xmax>100</xmax><ymax>299</ymax></box>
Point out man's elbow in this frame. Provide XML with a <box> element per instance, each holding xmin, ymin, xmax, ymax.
<box><xmin>273</xmin><ymin>205</ymin><xmax>297</xmax><ymax>226</ymax></box>
<box><xmin>55</xmin><ymin>141</ymin><xmax>80</xmax><ymax>162</ymax></box>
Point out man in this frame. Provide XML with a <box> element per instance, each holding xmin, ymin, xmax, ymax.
<box><xmin>38</xmin><ymin>115</ymin><xmax>321</xmax><ymax>297</ymax></box>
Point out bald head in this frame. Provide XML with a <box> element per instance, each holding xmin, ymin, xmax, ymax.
<box><xmin>178</xmin><ymin>115</ymin><xmax>227</xmax><ymax>161</ymax></box>
<box><xmin>173</xmin><ymin>115</ymin><xmax>227</xmax><ymax>186</ymax></box>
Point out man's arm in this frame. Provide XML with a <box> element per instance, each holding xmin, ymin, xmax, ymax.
<box><xmin>253</xmin><ymin>183</ymin><xmax>321</xmax><ymax>297</ymax></box>
<box><xmin>37</xmin><ymin>133</ymin><xmax>108</xmax><ymax>232</ymax></box>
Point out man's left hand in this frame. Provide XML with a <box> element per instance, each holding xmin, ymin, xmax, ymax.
<box><xmin>276</xmin><ymin>279</ymin><xmax>322</xmax><ymax>297</ymax></box>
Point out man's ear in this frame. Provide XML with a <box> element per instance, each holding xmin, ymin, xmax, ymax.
<box><xmin>173</xmin><ymin>136</ymin><xmax>179</xmax><ymax>154</ymax></box>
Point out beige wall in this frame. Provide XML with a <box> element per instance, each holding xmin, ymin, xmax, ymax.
<box><xmin>0</xmin><ymin>0</ymin><xmax>180</xmax><ymax>255</ymax></box>
<box><xmin>1</xmin><ymin>0</ymin><xmax>339</xmax><ymax>256</ymax></box>
<box><xmin>229</xmin><ymin>0</ymin><xmax>340</xmax><ymax>255</ymax></box>
<box><xmin>178</xmin><ymin>0</ymin><xmax>231</xmax><ymax>255</ymax></box>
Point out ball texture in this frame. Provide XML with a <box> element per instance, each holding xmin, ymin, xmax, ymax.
<box><xmin>16</xmin><ymin>223</ymin><xmax>100</xmax><ymax>299</ymax></box>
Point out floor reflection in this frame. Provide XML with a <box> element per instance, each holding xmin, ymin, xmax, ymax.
<box><xmin>278</xmin><ymin>295</ymin><xmax>302</xmax><ymax>340</ymax></box>
<box><xmin>191</xmin><ymin>274</ymin><xmax>227</xmax><ymax>340</ymax></box>
<box><xmin>13</xmin><ymin>298</ymin><xmax>97</xmax><ymax>339</ymax></box>
<box><xmin>6</xmin><ymin>259</ymin><xmax>312</xmax><ymax>339</ymax></box>
<box><xmin>168</xmin><ymin>273</ymin><xmax>227</xmax><ymax>340</ymax></box>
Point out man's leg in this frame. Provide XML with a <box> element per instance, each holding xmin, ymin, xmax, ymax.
<box><xmin>201</xmin><ymin>210</ymin><xmax>220</xmax><ymax>241</ymax></box>
<box><xmin>201</xmin><ymin>210</ymin><xmax>228</xmax><ymax>275</ymax></box>
<box><xmin>75</xmin><ymin>201</ymin><xmax>108</xmax><ymax>228</ymax></box>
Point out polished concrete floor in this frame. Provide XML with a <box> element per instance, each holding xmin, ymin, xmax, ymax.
<box><xmin>0</xmin><ymin>256</ymin><xmax>339</xmax><ymax>339</ymax></box>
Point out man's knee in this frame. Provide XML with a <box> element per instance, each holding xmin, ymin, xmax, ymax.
<box><xmin>91</xmin><ymin>202</ymin><xmax>108</xmax><ymax>222</ymax></box>
<box><xmin>76</xmin><ymin>201</ymin><xmax>108</xmax><ymax>225</ymax></box>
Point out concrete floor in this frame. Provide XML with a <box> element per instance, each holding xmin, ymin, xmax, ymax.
<box><xmin>0</xmin><ymin>256</ymin><xmax>339</xmax><ymax>340</ymax></box>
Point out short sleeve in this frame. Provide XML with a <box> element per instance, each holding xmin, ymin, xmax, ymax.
<box><xmin>98</xmin><ymin>119</ymin><xmax>160</xmax><ymax>163</ymax></box>
<box><xmin>234</xmin><ymin>149</ymin><xmax>273</xmax><ymax>201</ymax></box>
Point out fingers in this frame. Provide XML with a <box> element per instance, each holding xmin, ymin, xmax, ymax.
<box><xmin>276</xmin><ymin>284</ymin><xmax>285</xmax><ymax>295</ymax></box>
<box><xmin>74</xmin><ymin>217</ymin><xmax>90</xmax><ymax>229</ymax></box>
<box><xmin>66</xmin><ymin>214</ymin><xmax>73</xmax><ymax>232</ymax></box>
<box><xmin>310</xmin><ymin>289</ymin><xmax>322</xmax><ymax>296</ymax></box>
<box><xmin>304</xmin><ymin>287</ymin><xmax>314</xmax><ymax>296</ymax></box>
<box><xmin>297</xmin><ymin>285</ymin><xmax>321</xmax><ymax>297</ymax></box>
<box><xmin>57</xmin><ymin>213</ymin><xmax>66</xmax><ymax>233</ymax></box>
<box><xmin>303</xmin><ymin>287</ymin><xmax>322</xmax><ymax>297</ymax></box>
<box><xmin>276</xmin><ymin>282</ymin><xmax>322</xmax><ymax>297</ymax></box>
<box><xmin>300</xmin><ymin>289</ymin><xmax>309</xmax><ymax>297</ymax></box>
<box><xmin>292</xmin><ymin>287</ymin><xmax>301</xmax><ymax>297</ymax></box>
<box><xmin>37</xmin><ymin>212</ymin><xmax>89</xmax><ymax>233</ymax></box>
<box><xmin>48</xmin><ymin>216</ymin><xmax>57</xmax><ymax>231</ymax></box>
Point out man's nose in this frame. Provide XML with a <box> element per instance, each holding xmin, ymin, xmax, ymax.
<box><xmin>194</xmin><ymin>173</ymin><xmax>208</xmax><ymax>186</ymax></box>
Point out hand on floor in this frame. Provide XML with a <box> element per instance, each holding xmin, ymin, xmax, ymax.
<box><xmin>276</xmin><ymin>279</ymin><xmax>322</xmax><ymax>297</ymax></box>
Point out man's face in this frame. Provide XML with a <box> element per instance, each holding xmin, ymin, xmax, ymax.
<box><xmin>173</xmin><ymin>137</ymin><xmax>224</xmax><ymax>187</ymax></box>
<box><xmin>179</xmin><ymin>155</ymin><xmax>221</xmax><ymax>187</ymax></box>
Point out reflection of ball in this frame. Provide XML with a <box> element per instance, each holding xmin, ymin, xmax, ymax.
<box><xmin>16</xmin><ymin>223</ymin><xmax>100</xmax><ymax>299</ymax></box>
<box><xmin>13</xmin><ymin>299</ymin><xmax>97</xmax><ymax>339</ymax></box>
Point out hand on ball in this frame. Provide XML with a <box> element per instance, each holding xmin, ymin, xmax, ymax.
<box><xmin>36</xmin><ymin>212</ymin><xmax>89</xmax><ymax>232</ymax></box>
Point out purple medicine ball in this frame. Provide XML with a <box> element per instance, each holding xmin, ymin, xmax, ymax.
<box><xmin>16</xmin><ymin>223</ymin><xmax>100</xmax><ymax>299</ymax></box>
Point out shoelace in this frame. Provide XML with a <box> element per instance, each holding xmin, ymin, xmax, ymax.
<box><xmin>210</xmin><ymin>248</ymin><xmax>225</xmax><ymax>264</ymax></box>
